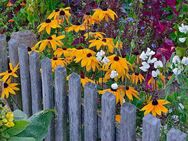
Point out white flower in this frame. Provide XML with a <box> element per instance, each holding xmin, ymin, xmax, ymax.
<box><xmin>154</xmin><ymin>60</ymin><xmax>163</xmax><ymax>68</ymax></box>
<box><xmin>140</xmin><ymin>51</ymin><xmax>148</xmax><ymax>60</ymax></box>
<box><xmin>111</xmin><ymin>83</ymin><xmax>118</xmax><ymax>90</ymax></box>
<box><xmin>172</xmin><ymin>68</ymin><xmax>182</xmax><ymax>75</ymax></box>
<box><xmin>96</xmin><ymin>56</ymin><xmax>102</xmax><ymax>61</ymax></box>
<box><xmin>179</xmin><ymin>37</ymin><xmax>186</xmax><ymax>43</ymax></box>
<box><xmin>172</xmin><ymin>55</ymin><xmax>181</xmax><ymax>64</ymax></box>
<box><xmin>101</xmin><ymin>56</ymin><xmax>109</xmax><ymax>64</ymax></box>
<box><xmin>96</xmin><ymin>50</ymin><xmax>105</xmax><ymax>57</ymax></box>
<box><xmin>140</xmin><ymin>62</ymin><xmax>150</xmax><ymax>72</ymax></box>
<box><xmin>152</xmin><ymin>69</ymin><xmax>160</xmax><ymax>78</ymax></box>
<box><xmin>147</xmin><ymin>57</ymin><xmax>157</xmax><ymax>64</ymax></box>
<box><xmin>110</xmin><ymin>70</ymin><xmax>118</xmax><ymax>79</ymax></box>
<box><xmin>181</xmin><ymin>57</ymin><xmax>188</xmax><ymax>65</ymax></box>
<box><xmin>178</xmin><ymin>103</ymin><xmax>184</xmax><ymax>110</ymax></box>
<box><xmin>179</xmin><ymin>23</ymin><xmax>188</xmax><ymax>34</ymax></box>
<box><xmin>145</xmin><ymin>48</ymin><xmax>155</xmax><ymax>57</ymax></box>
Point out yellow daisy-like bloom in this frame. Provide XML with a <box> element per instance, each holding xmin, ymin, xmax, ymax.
<box><xmin>98</xmin><ymin>86</ymin><xmax>125</xmax><ymax>105</ymax></box>
<box><xmin>125</xmin><ymin>86</ymin><xmax>139</xmax><ymax>101</ymax></box>
<box><xmin>0</xmin><ymin>63</ymin><xmax>19</xmax><ymax>82</ymax></box>
<box><xmin>131</xmin><ymin>73</ymin><xmax>145</xmax><ymax>84</ymax></box>
<box><xmin>48</xmin><ymin>7</ymin><xmax>71</xmax><ymax>23</ymax></box>
<box><xmin>141</xmin><ymin>99</ymin><xmax>170</xmax><ymax>116</ymax></box>
<box><xmin>74</xmin><ymin>49</ymin><xmax>99</xmax><ymax>72</ymax></box>
<box><xmin>51</xmin><ymin>56</ymin><xmax>72</xmax><ymax>71</ymax></box>
<box><xmin>148</xmin><ymin>74</ymin><xmax>165</xmax><ymax>90</ymax></box>
<box><xmin>1</xmin><ymin>79</ymin><xmax>19</xmax><ymax>99</ymax></box>
<box><xmin>34</xmin><ymin>35</ymin><xmax>65</xmax><ymax>52</ymax></box>
<box><xmin>38</xmin><ymin>19</ymin><xmax>60</xmax><ymax>34</ymax></box>
<box><xmin>66</xmin><ymin>24</ymin><xmax>86</xmax><ymax>32</ymax></box>
<box><xmin>89</xmin><ymin>38</ymin><xmax>115</xmax><ymax>53</ymax></box>
<box><xmin>92</xmin><ymin>8</ymin><xmax>118</xmax><ymax>22</ymax></box>
<box><xmin>54</xmin><ymin>47</ymin><xmax>75</xmax><ymax>58</ymax></box>
<box><xmin>83</xmin><ymin>13</ymin><xmax>99</xmax><ymax>26</ymax></box>
<box><xmin>104</xmin><ymin>55</ymin><xmax>131</xmax><ymax>79</ymax></box>
<box><xmin>80</xmin><ymin>73</ymin><xmax>95</xmax><ymax>87</ymax></box>
<box><xmin>84</xmin><ymin>32</ymin><xmax>106</xmax><ymax>39</ymax></box>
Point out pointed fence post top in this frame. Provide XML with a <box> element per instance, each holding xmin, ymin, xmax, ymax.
<box><xmin>167</xmin><ymin>128</ymin><xmax>187</xmax><ymax>141</ymax></box>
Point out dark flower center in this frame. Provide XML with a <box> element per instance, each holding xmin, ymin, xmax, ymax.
<box><xmin>53</xmin><ymin>57</ymin><xmax>58</xmax><ymax>60</ymax></box>
<box><xmin>75</xmin><ymin>22</ymin><xmax>81</xmax><ymax>25</ymax></box>
<box><xmin>87</xmin><ymin>53</ymin><xmax>92</xmax><ymax>57</ymax></box>
<box><xmin>62</xmin><ymin>48</ymin><xmax>67</xmax><ymax>50</ymax></box>
<box><xmin>60</xmin><ymin>10</ymin><xmax>65</xmax><ymax>15</ymax></box>
<box><xmin>4</xmin><ymin>83</ymin><xmax>8</xmax><ymax>88</ymax></box>
<box><xmin>80</xmin><ymin>73</ymin><xmax>85</xmax><ymax>79</ymax></box>
<box><xmin>8</xmin><ymin>69</ymin><xmax>12</xmax><ymax>73</ymax></box>
<box><xmin>102</xmin><ymin>7</ymin><xmax>108</xmax><ymax>11</ymax></box>
<box><xmin>135</xmin><ymin>72</ymin><xmax>139</xmax><ymax>76</ymax></box>
<box><xmin>133</xmin><ymin>50</ymin><xmax>139</xmax><ymax>56</ymax></box>
<box><xmin>85</xmin><ymin>12</ymin><xmax>90</xmax><ymax>15</ymax></box>
<box><xmin>102</xmin><ymin>38</ymin><xmax>106</xmax><ymax>42</ymax></box>
<box><xmin>27</xmin><ymin>47</ymin><xmax>32</xmax><ymax>52</ymax></box>
<box><xmin>48</xmin><ymin>37</ymin><xmax>53</xmax><ymax>40</ymax></box>
<box><xmin>45</xmin><ymin>19</ymin><xmax>51</xmax><ymax>23</ymax></box>
<box><xmin>152</xmin><ymin>99</ymin><xmax>158</xmax><ymax>105</ymax></box>
<box><xmin>126</xmin><ymin>86</ymin><xmax>129</xmax><ymax>90</ymax></box>
<box><xmin>77</xmin><ymin>46</ymin><xmax>83</xmax><ymax>50</ymax></box>
<box><xmin>55</xmin><ymin>8</ymin><xmax>60</xmax><ymax>12</ymax></box>
<box><xmin>114</xmin><ymin>56</ymin><xmax>119</xmax><ymax>61</ymax></box>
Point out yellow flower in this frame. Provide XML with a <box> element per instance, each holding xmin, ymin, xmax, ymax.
<box><xmin>5</xmin><ymin>121</ymin><xmax>14</xmax><ymax>127</ymax></box>
<box><xmin>115</xmin><ymin>114</ymin><xmax>121</xmax><ymax>123</ymax></box>
<box><xmin>89</xmin><ymin>38</ymin><xmax>115</xmax><ymax>53</ymax></box>
<box><xmin>1</xmin><ymin>79</ymin><xmax>19</xmax><ymax>99</ymax></box>
<box><xmin>66</xmin><ymin>24</ymin><xmax>86</xmax><ymax>32</ymax></box>
<box><xmin>0</xmin><ymin>63</ymin><xmax>19</xmax><ymax>82</ymax></box>
<box><xmin>84</xmin><ymin>32</ymin><xmax>105</xmax><ymax>39</ymax></box>
<box><xmin>54</xmin><ymin>47</ymin><xmax>75</xmax><ymax>58</ymax></box>
<box><xmin>51</xmin><ymin>56</ymin><xmax>71</xmax><ymax>71</ymax></box>
<box><xmin>131</xmin><ymin>73</ymin><xmax>145</xmax><ymax>84</ymax></box>
<box><xmin>99</xmin><ymin>86</ymin><xmax>125</xmax><ymax>105</ymax></box>
<box><xmin>38</xmin><ymin>19</ymin><xmax>60</xmax><ymax>34</ymax></box>
<box><xmin>80</xmin><ymin>73</ymin><xmax>95</xmax><ymax>87</ymax></box>
<box><xmin>92</xmin><ymin>8</ymin><xmax>118</xmax><ymax>22</ymax></box>
<box><xmin>125</xmin><ymin>86</ymin><xmax>139</xmax><ymax>101</ymax></box>
<box><xmin>34</xmin><ymin>35</ymin><xmax>65</xmax><ymax>52</ymax></box>
<box><xmin>115</xmin><ymin>40</ymin><xmax>123</xmax><ymax>49</ymax></box>
<box><xmin>148</xmin><ymin>74</ymin><xmax>165</xmax><ymax>90</ymax></box>
<box><xmin>74</xmin><ymin>49</ymin><xmax>99</xmax><ymax>72</ymax></box>
<box><xmin>48</xmin><ymin>7</ymin><xmax>71</xmax><ymax>23</ymax></box>
<box><xmin>6</xmin><ymin>112</ymin><xmax>14</xmax><ymax>121</ymax></box>
<box><xmin>83</xmin><ymin>14</ymin><xmax>99</xmax><ymax>26</ymax></box>
<box><xmin>141</xmin><ymin>99</ymin><xmax>170</xmax><ymax>116</ymax></box>
<box><xmin>104</xmin><ymin>55</ymin><xmax>131</xmax><ymax>80</ymax></box>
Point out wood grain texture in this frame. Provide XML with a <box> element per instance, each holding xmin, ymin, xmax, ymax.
<box><xmin>41</xmin><ymin>58</ymin><xmax>54</xmax><ymax>141</ymax></box>
<box><xmin>120</xmin><ymin>103</ymin><xmax>136</xmax><ymax>141</ymax></box>
<box><xmin>29</xmin><ymin>52</ymin><xmax>42</xmax><ymax>114</ymax></box>
<box><xmin>18</xmin><ymin>45</ymin><xmax>32</xmax><ymax>116</ymax></box>
<box><xmin>167</xmin><ymin>128</ymin><xmax>187</xmax><ymax>141</ymax></box>
<box><xmin>54</xmin><ymin>66</ymin><xmax>67</xmax><ymax>141</ymax></box>
<box><xmin>142</xmin><ymin>114</ymin><xmax>161</xmax><ymax>141</ymax></box>
<box><xmin>84</xmin><ymin>82</ymin><xmax>98</xmax><ymax>141</ymax></box>
<box><xmin>0</xmin><ymin>34</ymin><xmax>8</xmax><ymax>73</ymax></box>
<box><xmin>101</xmin><ymin>92</ymin><xmax>116</xmax><ymax>141</ymax></box>
<box><xmin>68</xmin><ymin>73</ymin><xmax>81</xmax><ymax>141</ymax></box>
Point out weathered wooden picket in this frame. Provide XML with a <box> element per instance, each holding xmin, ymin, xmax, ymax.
<box><xmin>0</xmin><ymin>31</ymin><xmax>187</xmax><ymax>141</ymax></box>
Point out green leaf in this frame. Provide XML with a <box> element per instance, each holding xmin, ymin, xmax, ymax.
<box><xmin>8</xmin><ymin>137</ymin><xmax>36</xmax><ymax>141</ymax></box>
<box><xmin>17</xmin><ymin>109</ymin><xmax>55</xmax><ymax>141</ymax></box>
<box><xmin>13</xmin><ymin>110</ymin><xmax>28</xmax><ymax>120</ymax></box>
<box><xmin>176</xmin><ymin>47</ymin><xmax>186</xmax><ymax>57</ymax></box>
<box><xmin>5</xmin><ymin>120</ymin><xmax>30</xmax><ymax>136</ymax></box>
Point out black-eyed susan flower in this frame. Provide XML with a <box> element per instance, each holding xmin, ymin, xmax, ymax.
<box><xmin>92</xmin><ymin>8</ymin><xmax>117</xmax><ymax>22</ymax></box>
<box><xmin>48</xmin><ymin>7</ymin><xmax>71</xmax><ymax>22</ymax></box>
<box><xmin>0</xmin><ymin>63</ymin><xmax>19</xmax><ymax>82</ymax></box>
<box><xmin>89</xmin><ymin>38</ymin><xmax>115</xmax><ymax>53</ymax></box>
<box><xmin>1</xmin><ymin>79</ymin><xmax>19</xmax><ymax>99</ymax></box>
<box><xmin>98</xmin><ymin>85</ymin><xmax>125</xmax><ymax>105</ymax></box>
<box><xmin>131</xmin><ymin>73</ymin><xmax>144</xmax><ymax>84</ymax></box>
<box><xmin>66</xmin><ymin>23</ymin><xmax>86</xmax><ymax>32</ymax></box>
<box><xmin>51</xmin><ymin>56</ymin><xmax>72</xmax><ymax>71</ymax></box>
<box><xmin>34</xmin><ymin>35</ymin><xmax>65</xmax><ymax>52</ymax></box>
<box><xmin>54</xmin><ymin>47</ymin><xmax>75</xmax><ymax>58</ymax></box>
<box><xmin>141</xmin><ymin>99</ymin><xmax>170</xmax><ymax>116</ymax></box>
<box><xmin>84</xmin><ymin>32</ymin><xmax>105</xmax><ymax>39</ymax></box>
<box><xmin>74</xmin><ymin>49</ymin><xmax>99</xmax><ymax>72</ymax></box>
<box><xmin>80</xmin><ymin>72</ymin><xmax>95</xmax><ymax>87</ymax></box>
<box><xmin>104</xmin><ymin>55</ymin><xmax>131</xmax><ymax>79</ymax></box>
<box><xmin>38</xmin><ymin>19</ymin><xmax>60</xmax><ymax>34</ymax></box>
<box><xmin>125</xmin><ymin>86</ymin><xmax>139</xmax><ymax>101</ymax></box>
<box><xmin>83</xmin><ymin>13</ymin><xmax>98</xmax><ymax>26</ymax></box>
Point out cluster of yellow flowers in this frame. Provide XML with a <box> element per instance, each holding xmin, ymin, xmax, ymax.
<box><xmin>0</xmin><ymin>103</ymin><xmax>14</xmax><ymax>128</ymax></box>
<box><xmin>0</xmin><ymin>63</ymin><xmax>19</xmax><ymax>99</ymax></box>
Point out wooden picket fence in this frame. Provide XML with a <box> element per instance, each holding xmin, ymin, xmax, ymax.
<box><xmin>0</xmin><ymin>31</ymin><xmax>187</xmax><ymax>141</ymax></box>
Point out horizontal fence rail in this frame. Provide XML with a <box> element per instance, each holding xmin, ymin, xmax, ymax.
<box><xmin>0</xmin><ymin>32</ymin><xmax>187</xmax><ymax>141</ymax></box>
